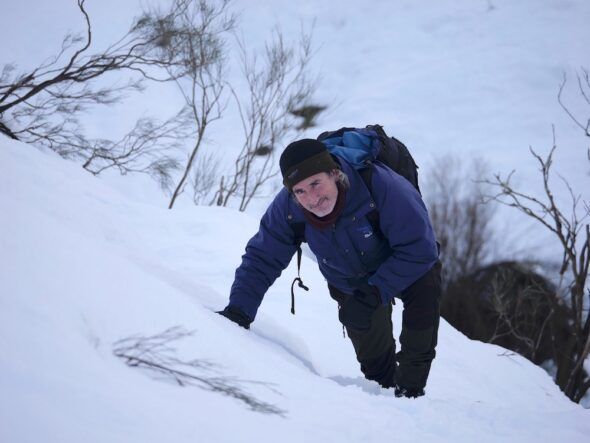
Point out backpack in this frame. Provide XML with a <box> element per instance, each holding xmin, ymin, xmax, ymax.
<box><xmin>288</xmin><ymin>124</ymin><xmax>420</xmax><ymax>314</ymax></box>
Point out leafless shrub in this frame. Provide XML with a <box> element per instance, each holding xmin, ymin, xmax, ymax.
<box><xmin>113</xmin><ymin>326</ymin><xmax>286</xmax><ymax>416</ymax></box>
<box><xmin>158</xmin><ymin>0</ymin><xmax>236</xmax><ymax>209</ymax></box>
<box><xmin>212</xmin><ymin>27</ymin><xmax>319</xmax><ymax>211</ymax></box>
<box><xmin>482</xmin><ymin>128</ymin><xmax>590</xmax><ymax>403</ymax></box>
<box><xmin>423</xmin><ymin>154</ymin><xmax>496</xmax><ymax>288</ymax></box>
<box><xmin>487</xmin><ymin>263</ymin><xmax>559</xmax><ymax>362</ymax></box>
<box><xmin>442</xmin><ymin>261</ymin><xmax>574</xmax><ymax>370</ymax></box>
<box><xmin>0</xmin><ymin>0</ymin><xmax>195</xmax><ymax>174</ymax></box>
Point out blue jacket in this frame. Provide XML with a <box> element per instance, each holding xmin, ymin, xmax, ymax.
<box><xmin>229</xmin><ymin>158</ymin><xmax>439</xmax><ymax>321</ymax></box>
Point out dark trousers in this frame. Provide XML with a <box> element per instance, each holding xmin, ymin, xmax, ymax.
<box><xmin>328</xmin><ymin>261</ymin><xmax>442</xmax><ymax>389</ymax></box>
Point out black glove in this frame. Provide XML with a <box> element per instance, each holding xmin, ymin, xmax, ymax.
<box><xmin>394</xmin><ymin>385</ymin><xmax>425</xmax><ymax>399</ymax></box>
<box><xmin>338</xmin><ymin>285</ymin><xmax>381</xmax><ymax>332</ymax></box>
<box><xmin>217</xmin><ymin>305</ymin><xmax>252</xmax><ymax>329</ymax></box>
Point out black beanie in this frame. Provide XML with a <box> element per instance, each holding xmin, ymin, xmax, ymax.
<box><xmin>279</xmin><ymin>139</ymin><xmax>339</xmax><ymax>189</ymax></box>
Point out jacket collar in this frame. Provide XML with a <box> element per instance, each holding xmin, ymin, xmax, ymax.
<box><xmin>337</xmin><ymin>159</ymin><xmax>377</xmax><ymax>226</ymax></box>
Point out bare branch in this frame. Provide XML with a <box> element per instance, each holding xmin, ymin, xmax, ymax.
<box><xmin>165</xmin><ymin>0</ymin><xmax>236</xmax><ymax>209</ymax></box>
<box><xmin>577</xmin><ymin>68</ymin><xmax>590</xmax><ymax>106</ymax></box>
<box><xmin>81</xmin><ymin>107</ymin><xmax>191</xmax><ymax>187</ymax></box>
<box><xmin>192</xmin><ymin>150</ymin><xmax>221</xmax><ymax>204</ymax></box>
<box><xmin>216</xmin><ymin>26</ymin><xmax>320</xmax><ymax>211</ymax></box>
<box><xmin>113</xmin><ymin>327</ymin><xmax>286</xmax><ymax>415</ymax></box>
<box><xmin>0</xmin><ymin>0</ymin><xmax>199</xmax><ymax>144</ymax></box>
<box><xmin>558</xmin><ymin>70</ymin><xmax>590</xmax><ymax>137</ymax></box>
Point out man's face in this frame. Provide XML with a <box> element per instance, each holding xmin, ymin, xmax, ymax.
<box><xmin>292</xmin><ymin>171</ymin><xmax>339</xmax><ymax>217</ymax></box>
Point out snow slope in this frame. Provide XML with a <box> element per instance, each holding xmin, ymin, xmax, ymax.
<box><xmin>1</xmin><ymin>138</ymin><xmax>589</xmax><ymax>442</ymax></box>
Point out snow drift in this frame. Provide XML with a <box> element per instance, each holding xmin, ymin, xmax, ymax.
<box><xmin>1</xmin><ymin>139</ymin><xmax>589</xmax><ymax>443</ymax></box>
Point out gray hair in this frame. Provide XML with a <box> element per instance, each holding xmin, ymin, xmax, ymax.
<box><xmin>331</xmin><ymin>169</ymin><xmax>350</xmax><ymax>189</ymax></box>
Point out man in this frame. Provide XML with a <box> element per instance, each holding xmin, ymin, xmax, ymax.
<box><xmin>218</xmin><ymin>138</ymin><xmax>441</xmax><ymax>398</ymax></box>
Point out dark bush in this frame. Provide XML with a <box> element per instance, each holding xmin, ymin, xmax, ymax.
<box><xmin>441</xmin><ymin>261</ymin><xmax>584</xmax><ymax>392</ymax></box>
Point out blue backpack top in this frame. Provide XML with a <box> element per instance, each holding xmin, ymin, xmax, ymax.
<box><xmin>319</xmin><ymin>128</ymin><xmax>381</xmax><ymax>168</ymax></box>
<box><xmin>317</xmin><ymin>124</ymin><xmax>420</xmax><ymax>194</ymax></box>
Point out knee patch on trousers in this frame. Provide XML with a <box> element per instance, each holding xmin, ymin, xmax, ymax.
<box><xmin>400</xmin><ymin>262</ymin><xmax>442</xmax><ymax>330</ymax></box>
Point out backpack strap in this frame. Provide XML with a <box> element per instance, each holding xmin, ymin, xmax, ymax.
<box><xmin>358</xmin><ymin>166</ymin><xmax>382</xmax><ymax>239</ymax></box>
<box><xmin>289</xmin><ymin>221</ymin><xmax>308</xmax><ymax>315</ymax></box>
<box><xmin>291</xmin><ymin>221</ymin><xmax>305</xmax><ymax>244</ymax></box>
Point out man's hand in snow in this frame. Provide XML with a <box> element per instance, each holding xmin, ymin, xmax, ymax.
<box><xmin>217</xmin><ymin>306</ymin><xmax>252</xmax><ymax>329</ymax></box>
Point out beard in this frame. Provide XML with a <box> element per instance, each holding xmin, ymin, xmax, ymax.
<box><xmin>308</xmin><ymin>196</ymin><xmax>334</xmax><ymax>217</ymax></box>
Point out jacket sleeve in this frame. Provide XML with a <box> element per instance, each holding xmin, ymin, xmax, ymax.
<box><xmin>367</xmin><ymin>165</ymin><xmax>439</xmax><ymax>304</ymax></box>
<box><xmin>228</xmin><ymin>190</ymin><xmax>299</xmax><ymax>321</ymax></box>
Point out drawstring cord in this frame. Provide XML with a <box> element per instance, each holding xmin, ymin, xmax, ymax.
<box><xmin>337</xmin><ymin>304</ymin><xmax>347</xmax><ymax>338</ymax></box>
<box><xmin>290</xmin><ymin>246</ymin><xmax>309</xmax><ymax>315</ymax></box>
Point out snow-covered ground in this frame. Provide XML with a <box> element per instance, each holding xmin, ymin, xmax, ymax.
<box><xmin>2</xmin><ymin>0</ymin><xmax>590</xmax><ymax>441</ymax></box>
<box><xmin>1</xmin><ymin>135</ymin><xmax>589</xmax><ymax>442</ymax></box>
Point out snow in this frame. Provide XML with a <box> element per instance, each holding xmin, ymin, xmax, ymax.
<box><xmin>2</xmin><ymin>0</ymin><xmax>590</xmax><ymax>441</ymax></box>
<box><xmin>1</xmin><ymin>136</ymin><xmax>589</xmax><ymax>442</ymax></box>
